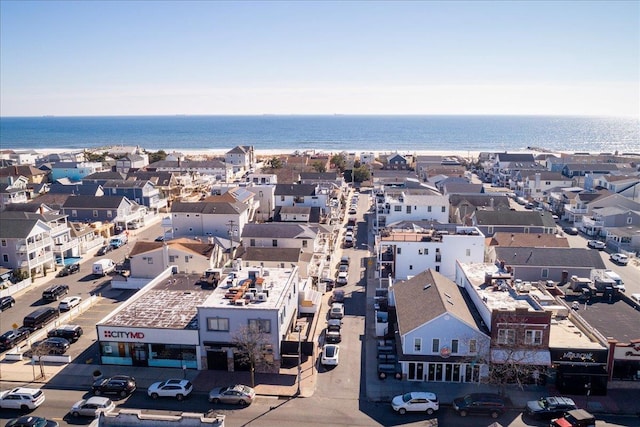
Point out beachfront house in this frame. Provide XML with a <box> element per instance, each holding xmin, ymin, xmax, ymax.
<box><xmin>61</xmin><ymin>195</ymin><xmax>145</xmax><ymax>229</ymax></box>
<box><xmin>115</xmin><ymin>153</ymin><xmax>149</xmax><ymax>174</ymax></box>
<box><xmin>51</xmin><ymin>161</ymin><xmax>104</xmax><ymax>182</ymax></box>
<box><xmin>225</xmin><ymin>145</ymin><xmax>255</xmax><ymax>175</ymax></box>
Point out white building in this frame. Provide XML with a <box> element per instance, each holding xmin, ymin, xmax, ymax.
<box><xmin>128</xmin><ymin>239</ymin><xmax>221</xmax><ymax>278</ymax></box>
<box><xmin>375</xmin><ymin>188</ymin><xmax>449</xmax><ymax>230</ymax></box>
<box><xmin>170</xmin><ymin>200</ymin><xmax>250</xmax><ymax>240</ymax></box>
<box><xmin>376</xmin><ymin>224</ymin><xmax>485</xmax><ymax>281</ymax></box>
<box><xmin>198</xmin><ymin>266</ymin><xmax>301</xmax><ymax>372</ymax></box>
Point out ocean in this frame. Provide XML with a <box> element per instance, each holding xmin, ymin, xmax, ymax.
<box><xmin>0</xmin><ymin>115</ymin><xmax>638</xmax><ymax>154</ymax></box>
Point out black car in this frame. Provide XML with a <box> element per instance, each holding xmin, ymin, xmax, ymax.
<box><xmin>525</xmin><ymin>396</ymin><xmax>577</xmax><ymax>420</ymax></box>
<box><xmin>42</xmin><ymin>284</ymin><xmax>69</xmax><ymax>301</ymax></box>
<box><xmin>92</xmin><ymin>375</ymin><xmax>137</xmax><ymax>397</ymax></box>
<box><xmin>5</xmin><ymin>416</ymin><xmax>59</xmax><ymax>427</ymax></box>
<box><xmin>0</xmin><ymin>327</ymin><xmax>32</xmax><ymax>350</ymax></box>
<box><xmin>47</xmin><ymin>324</ymin><xmax>83</xmax><ymax>343</ymax></box>
<box><xmin>97</xmin><ymin>245</ymin><xmax>113</xmax><ymax>256</ymax></box>
<box><xmin>0</xmin><ymin>295</ymin><xmax>15</xmax><ymax>311</ymax></box>
<box><xmin>56</xmin><ymin>262</ymin><xmax>80</xmax><ymax>277</ymax></box>
<box><xmin>452</xmin><ymin>393</ymin><xmax>507</xmax><ymax>418</ymax></box>
<box><xmin>30</xmin><ymin>337</ymin><xmax>70</xmax><ymax>355</ymax></box>
<box><xmin>563</xmin><ymin>226</ymin><xmax>579</xmax><ymax>235</ymax></box>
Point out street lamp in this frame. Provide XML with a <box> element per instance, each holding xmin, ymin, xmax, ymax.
<box><xmin>295</xmin><ymin>325</ymin><xmax>302</xmax><ymax>396</ymax></box>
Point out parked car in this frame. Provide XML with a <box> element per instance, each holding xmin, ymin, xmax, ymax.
<box><xmin>330</xmin><ymin>289</ymin><xmax>345</xmax><ymax>304</ymax></box>
<box><xmin>56</xmin><ymin>262</ymin><xmax>80</xmax><ymax>277</ymax></box>
<box><xmin>525</xmin><ymin>396</ymin><xmax>577</xmax><ymax>420</ymax></box>
<box><xmin>208</xmin><ymin>384</ymin><xmax>256</xmax><ymax>406</ymax></box>
<box><xmin>30</xmin><ymin>337</ymin><xmax>70</xmax><ymax>355</ymax></box>
<box><xmin>339</xmin><ymin>255</ymin><xmax>350</xmax><ymax>266</ymax></box>
<box><xmin>343</xmin><ymin>235</ymin><xmax>354</xmax><ymax>248</ymax></box>
<box><xmin>70</xmin><ymin>396</ymin><xmax>115</xmax><ymax>417</ymax></box>
<box><xmin>378</xmin><ymin>362</ymin><xmax>402</xmax><ymax>380</ymax></box>
<box><xmin>92</xmin><ymin>375</ymin><xmax>136</xmax><ymax>397</ymax></box>
<box><xmin>563</xmin><ymin>226</ymin><xmax>579</xmax><ymax>235</ymax></box>
<box><xmin>325</xmin><ymin>330</ymin><xmax>341</xmax><ymax>344</ymax></box>
<box><xmin>336</xmin><ymin>271</ymin><xmax>348</xmax><ymax>286</ymax></box>
<box><xmin>41</xmin><ymin>284</ymin><xmax>69</xmax><ymax>301</ymax></box>
<box><xmin>550</xmin><ymin>409</ymin><xmax>597</xmax><ymax>427</ymax></box>
<box><xmin>47</xmin><ymin>325</ymin><xmax>83</xmax><ymax>343</ymax></box>
<box><xmin>348</xmin><ymin>206</ymin><xmax>357</xmax><ymax>215</ymax></box>
<box><xmin>338</xmin><ymin>264</ymin><xmax>349</xmax><ymax>273</ymax></box>
<box><xmin>0</xmin><ymin>295</ymin><xmax>15</xmax><ymax>312</ymax></box>
<box><xmin>329</xmin><ymin>302</ymin><xmax>344</xmax><ymax>319</ymax></box>
<box><xmin>5</xmin><ymin>416</ymin><xmax>59</xmax><ymax>427</ymax></box>
<box><xmin>610</xmin><ymin>253</ymin><xmax>629</xmax><ymax>265</ymax></box>
<box><xmin>321</xmin><ymin>344</ymin><xmax>340</xmax><ymax>366</ymax></box>
<box><xmin>0</xmin><ymin>327</ymin><xmax>32</xmax><ymax>351</ymax></box>
<box><xmin>58</xmin><ymin>296</ymin><xmax>82</xmax><ymax>311</ymax></box>
<box><xmin>0</xmin><ymin>387</ymin><xmax>45</xmax><ymax>410</ymax></box>
<box><xmin>327</xmin><ymin>318</ymin><xmax>342</xmax><ymax>332</ymax></box>
<box><xmin>391</xmin><ymin>391</ymin><xmax>439</xmax><ymax>415</ymax></box>
<box><xmin>96</xmin><ymin>245</ymin><xmax>113</xmax><ymax>256</ymax></box>
<box><xmin>147</xmin><ymin>379</ymin><xmax>193</xmax><ymax>400</ymax></box>
<box><xmin>452</xmin><ymin>393</ymin><xmax>506</xmax><ymax>418</ymax></box>
<box><xmin>587</xmin><ymin>240</ymin><xmax>606</xmax><ymax>250</ymax></box>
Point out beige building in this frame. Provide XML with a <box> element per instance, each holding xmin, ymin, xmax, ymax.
<box><xmin>128</xmin><ymin>238</ymin><xmax>220</xmax><ymax>278</ymax></box>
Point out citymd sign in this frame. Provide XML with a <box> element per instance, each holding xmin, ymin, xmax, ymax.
<box><xmin>103</xmin><ymin>330</ymin><xmax>145</xmax><ymax>340</ymax></box>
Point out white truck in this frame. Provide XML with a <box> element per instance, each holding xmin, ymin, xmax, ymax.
<box><xmin>604</xmin><ymin>270</ymin><xmax>625</xmax><ymax>292</ymax></box>
<box><xmin>590</xmin><ymin>269</ymin><xmax>625</xmax><ymax>293</ymax></box>
<box><xmin>93</xmin><ymin>259</ymin><xmax>116</xmax><ymax>276</ymax></box>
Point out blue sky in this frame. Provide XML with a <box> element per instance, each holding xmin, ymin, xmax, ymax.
<box><xmin>1</xmin><ymin>1</ymin><xmax>638</xmax><ymax>116</ymax></box>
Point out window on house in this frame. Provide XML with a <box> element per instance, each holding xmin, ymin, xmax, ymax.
<box><xmin>409</xmin><ymin>265</ymin><xmax>413</xmax><ymax>270</ymax></box>
<box><xmin>541</xmin><ymin>268</ymin><xmax>549</xmax><ymax>278</ymax></box>
<box><xmin>280</xmin><ymin>195</ymin><xmax>285</xmax><ymax>202</ymax></box>
<box><xmin>248</xmin><ymin>319</ymin><xmax>271</xmax><ymax>333</ymax></box>
<box><xmin>147</xmin><ymin>258</ymin><xmax>153</xmax><ymax>264</ymax></box>
<box><xmin>207</xmin><ymin>317</ymin><xmax>229</xmax><ymax>331</ymax></box>
<box><xmin>1</xmin><ymin>240</ymin><xmax>5</xmax><ymax>246</ymax></box>
<box><xmin>497</xmin><ymin>329</ymin><xmax>516</xmax><ymax>345</ymax></box>
<box><xmin>107</xmin><ymin>211</ymin><xmax>112</xmax><ymax>218</ymax></box>
<box><xmin>451</xmin><ymin>339</ymin><xmax>459</xmax><ymax>354</ymax></box>
<box><xmin>414</xmin><ymin>338</ymin><xmax>422</xmax><ymax>352</ymax></box>
<box><xmin>93</xmin><ymin>210</ymin><xmax>98</xmax><ymax>217</ymax></box>
<box><xmin>525</xmin><ymin>330</ymin><xmax>543</xmax><ymax>345</ymax></box>
<box><xmin>406</xmin><ymin>206</ymin><xmax>411</xmax><ymax>214</ymax></box>
<box><xmin>435</xmin><ymin>265</ymin><xmax>440</xmax><ymax>272</ymax></box>
<box><xmin>466</xmin><ymin>249</ymin><xmax>471</xmax><ymax>256</ymax></box>
<box><xmin>2</xmin><ymin>254</ymin><xmax>8</xmax><ymax>262</ymax></box>
<box><xmin>469</xmin><ymin>339</ymin><xmax>477</xmax><ymax>353</ymax></box>
<box><xmin>432</xmin><ymin>338</ymin><xmax>440</xmax><ymax>353</ymax></box>
<box><xmin>185</xmin><ymin>256</ymin><xmax>189</xmax><ymax>263</ymax></box>
<box><xmin>302</xmin><ymin>240</ymin><xmax>308</xmax><ymax>248</ymax></box>
<box><xmin>441</xmin><ymin>206</ymin><xmax>446</xmax><ymax>212</ymax></box>
<box><xmin>250</xmin><ymin>239</ymin><xmax>256</xmax><ymax>247</ymax></box>
<box><xmin>394</xmin><ymin>206</ymin><xmax>401</xmax><ymax>211</ymax></box>
<box><xmin>397</xmin><ymin>248</ymin><xmax>401</xmax><ymax>254</ymax></box>
<box><xmin>627</xmin><ymin>217</ymin><xmax>633</xmax><ymax>225</ymax></box>
<box><xmin>169</xmin><ymin>255</ymin><xmax>176</xmax><ymax>262</ymax></box>
<box><xmin>428</xmin><ymin>206</ymin><xmax>432</xmax><ymax>212</ymax></box>
<box><xmin>272</xmin><ymin>240</ymin><xmax>277</xmax><ymax>247</ymax></box>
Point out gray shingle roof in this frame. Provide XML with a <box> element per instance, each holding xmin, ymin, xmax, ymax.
<box><xmin>494</xmin><ymin>247</ymin><xmax>606</xmax><ymax>269</ymax></box>
<box><xmin>474</xmin><ymin>210</ymin><xmax>556</xmax><ymax>227</ymax></box>
<box><xmin>241</xmin><ymin>223</ymin><xmax>318</xmax><ymax>239</ymax></box>
<box><xmin>496</xmin><ymin>153</ymin><xmax>536</xmax><ymax>163</ymax></box>
<box><xmin>62</xmin><ymin>195</ymin><xmax>128</xmax><ymax>209</ymax></box>
<box><xmin>171</xmin><ymin>200</ymin><xmax>247</xmax><ymax>214</ymax></box>
<box><xmin>82</xmin><ymin>171</ymin><xmax>127</xmax><ymax>181</ymax></box>
<box><xmin>449</xmin><ymin>194</ymin><xmax>510</xmax><ymax>209</ymax></box>
<box><xmin>0</xmin><ymin>218</ymin><xmax>44</xmax><ymax>239</ymax></box>
<box><xmin>274</xmin><ymin>183</ymin><xmax>317</xmax><ymax>196</ymax></box>
<box><xmin>394</xmin><ymin>269</ymin><xmax>478</xmax><ymax>336</ymax></box>
<box><xmin>240</xmin><ymin>247</ymin><xmax>301</xmax><ymax>263</ymax></box>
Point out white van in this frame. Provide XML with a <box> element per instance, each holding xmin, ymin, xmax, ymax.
<box><xmin>93</xmin><ymin>259</ymin><xmax>116</xmax><ymax>276</ymax></box>
<box><xmin>604</xmin><ymin>270</ymin><xmax>625</xmax><ymax>292</ymax></box>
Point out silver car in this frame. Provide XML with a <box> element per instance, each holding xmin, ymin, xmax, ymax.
<box><xmin>70</xmin><ymin>396</ymin><xmax>114</xmax><ymax>417</ymax></box>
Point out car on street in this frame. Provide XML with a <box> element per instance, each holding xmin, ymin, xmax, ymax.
<box><xmin>147</xmin><ymin>379</ymin><xmax>193</xmax><ymax>400</ymax></box>
<box><xmin>391</xmin><ymin>391</ymin><xmax>439</xmax><ymax>415</ymax></box>
<box><xmin>325</xmin><ymin>330</ymin><xmax>341</xmax><ymax>344</ymax></box>
<box><xmin>343</xmin><ymin>235</ymin><xmax>354</xmax><ymax>248</ymax></box>
<box><xmin>336</xmin><ymin>271</ymin><xmax>348</xmax><ymax>286</ymax></box>
<box><xmin>329</xmin><ymin>302</ymin><xmax>344</xmax><ymax>319</ymax></box>
<box><xmin>154</xmin><ymin>235</ymin><xmax>165</xmax><ymax>242</ymax></box>
<box><xmin>327</xmin><ymin>318</ymin><xmax>341</xmax><ymax>332</ymax></box>
<box><xmin>587</xmin><ymin>240</ymin><xmax>606</xmax><ymax>250</ymax></box>
<box><xmin>525</xmin><ymin>396</ymin><xmax>577</xmax><ymax>420</ymax></box>
<box><xmin>339</xmin><ymin>255</ymin><xmax>350</xmax><ymax>266</ymax></box>
<box><xmin>0</xmin><ymin>387</ymin><xmax>46</xmax><ymax>410</ymax></box>
<box><xmin>5</xmin><ymin>416</ymin><xmax>59</xmax><ymax>427</ymax></box>
<box><xmin>30</xmin><ymin>337</ymin><xmax>70</xmax><ymax>355</ymax></box>
<box><xmin>610</xmin><ymin>253</ymin><xmax>629</xmax><ymax>265</ymax></box>
<box><xmin>47</xmin><ymin>324</ymin><xmax>83</xmax><ymax>343</ymax></box>
<box><xmin>58</xmin><ymin>296</ymin><xmax>82</xmax><ymax>311</ymax></box>
<box><xmin>563</xmin><ymin>226</ymin><xmax>579</xmax><ymax>235</ymax></box>
<box><xmin>0</xmin><ymin>327</ymin><xmax>32</xmax><ymax>351</ymax></box>
<box><xmin>92</xmin><ymin>375</ymin><xmax>136</xmax><ymax>397</ymax></box>
<box><xmin>348</xmin><ymin>206</ymin><xmax>357</xmax><ymax>215</ymax></box>
<box><xmin>0</xmin><ymin>295</ymin><xmax>15</xmax><ymax>311</ymax></box>
<box><xmin>208</xmin><ymin>384</ymin><xmax>256</xmax><ymax>406</ymax></box>
<box><xmin>330</xmin><ymin>289</ymin><xmax>345</xmax><ymax>304</ymax></box>
<box><xmin>452</xmin><ymin>393</ymin><xmax>506</xmax><ymax>418</ymax></box>
<box><xmin>338</xmin><ymin>264</ymin><xmax>349</xmax><ymax>273</ymax></box>
<box><xmin>321</xmin><ymin>344</ymin><xmax>340</xmax><ymax>366</ymax></box>
<box><xmin>96</xmin><ymin>245</ymin><xmax>113</xmax><ymax>256</ymax></box>
<box><xmin>70</xmin><ymin>396</ymin><xmax>115</xmax><ymax>417</ymax></box>
<box><xmin>56</xmin><ymin>262</ymin><xmax>80</xmax><ymax>277</ymax></box>
<box><xmin>41</xmin><ymin>284</ymin><xmax>69</xmax><ymax>301</ymax></box>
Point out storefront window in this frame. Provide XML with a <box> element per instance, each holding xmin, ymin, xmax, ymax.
<box><xmin>150</xmin><ymin>344</ymin><xmax>196</xmax><ymax>361</ymax></box>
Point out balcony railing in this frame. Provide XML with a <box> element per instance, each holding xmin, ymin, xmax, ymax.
<box><xmin>53</xmin><ymin>238</ymin><xmax>79</xmax><ymax>253</ymax></box>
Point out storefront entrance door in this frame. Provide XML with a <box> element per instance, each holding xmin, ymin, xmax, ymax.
<box><xmin>130</xmin><ymin>343</ymin><xmax>148</xmax><ymax>367</ymax></box>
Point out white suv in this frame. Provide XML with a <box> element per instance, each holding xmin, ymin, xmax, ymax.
<box><xmin>0</xmin><ymin>387</ymin><xmax>46</xmax><ymax>410</ymax></box>
<box><xmin>392</xmin><ymin>391</ymin><xmax>439</xmax><ymax>415</ymax></box>
<box><xmin>610</xmin><ymin>253</ymin><xmax>629</xmax><ymax>265</ymax></box>
<box><xmin>147</xmin><ymin>379</ymin><xmax>193</xmax><ymax>400</ymax></box>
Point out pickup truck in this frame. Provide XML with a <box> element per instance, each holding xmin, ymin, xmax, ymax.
<box><xmin>378</xmin><ymin>362</ymin><xmax>402</xmax><ymax>379</ymax></box>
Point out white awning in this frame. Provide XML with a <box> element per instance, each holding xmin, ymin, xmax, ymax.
<box><xmin>491</xmin><ymin>349</ymin><xmax>551</xmax><ymax>366</ymax></box>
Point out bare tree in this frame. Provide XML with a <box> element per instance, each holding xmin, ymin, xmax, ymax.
<box><xmin>231</xmin><ymin>325</ymin><xmax>273</xmax><ymax>388</ymax></box>
<box><xmin>28</xmin><ymin>340</ymin><xmax>60</xmax><ymax>380</ymax></box>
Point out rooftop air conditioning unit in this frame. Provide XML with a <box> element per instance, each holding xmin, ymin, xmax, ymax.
<box><xmin>256</xmin><ymin>292</ymin><xmax>267</xmax><ymax>301</ymax></box>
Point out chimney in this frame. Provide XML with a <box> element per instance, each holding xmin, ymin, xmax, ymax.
<box><xmin>39</xmin><ymin>205</ymin><xmax>44</xmax><ymax>215</ymax></box>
